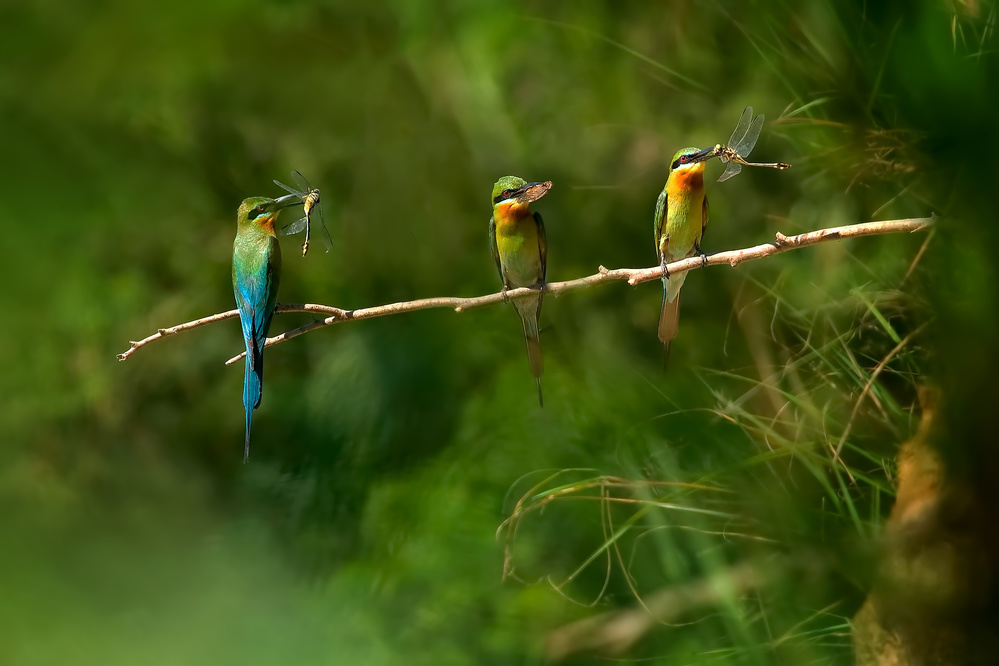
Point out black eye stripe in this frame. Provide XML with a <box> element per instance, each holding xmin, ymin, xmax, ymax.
<box><xmin>671</xmin><ymin>155</ymin><xmax>696</xmax><ymax>170</ymax></box>
<box><xmin>493</xmin><ymin>188</ymin><xmax>518</xmax><ymax>204</ymax></box>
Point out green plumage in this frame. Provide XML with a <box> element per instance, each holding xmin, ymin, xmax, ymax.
<box><xmin>232</xmin><ymin>194</ymin><xmax>300</xmax><ymax>461</ymax></box>
<box><xmin>653</xmin><ymin>147</ymin><xmax>711</xmax><ymax>357</ymax></box>
<box><xmin>489</xmin><ymin>176</ymin><xmax>551</xmax><ymax>406</ymax></box>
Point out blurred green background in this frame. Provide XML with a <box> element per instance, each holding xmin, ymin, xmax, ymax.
<box><xmin>2</xmin><ymin>0</ymin><xmax>995</xmax><ymax>663</ymax></box>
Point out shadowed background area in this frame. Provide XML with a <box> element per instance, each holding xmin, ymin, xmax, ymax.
<box><xmin>2</xmin><ymin>0</ymin><xmax>996</xmax><ymax>664</ymax></box>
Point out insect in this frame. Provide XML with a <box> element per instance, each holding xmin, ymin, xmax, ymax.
<box><xmin>712</xmin><ymin>106</ymin><xmax>791</xmax><ymax>182</ymax></box>
<box><xmin>273</xmin><ymin>170</ymin><xmax>332</xmax><ymax>257</ymax></box>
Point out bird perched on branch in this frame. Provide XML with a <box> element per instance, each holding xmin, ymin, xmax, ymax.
<box><xmin>232</xmin><ymin>193</ymin><xmax>301</xmax><ymax>461</ymax></box>
<box><xmin>654</xmin><ymin>146</ymin><xmax>714</xmax><ymax>363</ymax></box>
<box><xmin>489</xmin><ymin>176</ymin><xmax>552</xmax><ymax>406</ymax></box>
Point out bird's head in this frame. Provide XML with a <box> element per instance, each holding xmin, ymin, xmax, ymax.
<box><xmin>669</xmin><ymin>146</ymin><xmax>715</xmax><ymax>173</ymax></box>
<box><xmin>667</xmin><ymin>146</ymin><xmax>715</xmax><ymax>189</ymax></box>
<box><xmin>237</xmin><ymin>194</ymin><xmax>302</xmax><ymax>234</ymax></box>
<box><xmin>491</xmin><ymin>176</ymin><xmax>552</xmax><ymax>215</ymax></box>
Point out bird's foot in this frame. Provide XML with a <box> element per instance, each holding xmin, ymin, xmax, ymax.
<box><xmin>694</xmin><ymin>243</ymin><xmax>708</xmax><ymax>268</ymax></box>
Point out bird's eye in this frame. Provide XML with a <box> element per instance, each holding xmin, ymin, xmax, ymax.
<box><xmin>502</xmin><ymin>189</ymin><xmax>513</xmax><ymax>199</ymax></box>
<box><xmin>257</xmin><ymin>204</ymin><xmax>267</xmax><ymax>212</ymax></box>
<box><xmin>679</xmin><ymin>155</ymin><xmax>689</xmax><ymax>163</ymax></box>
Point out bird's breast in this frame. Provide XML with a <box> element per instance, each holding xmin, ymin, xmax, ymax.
<box><xmin>494</xmin><ymin>209</ymin><xmax>542</xmax><ymax>286</ymax></box>
<box><xmin>671</xmin><ymin>168</ymin><xmax>704</xmax><ymax>192</ymax></box>
<box><xmin>660</xmin><ymin>186</ymin><xmax>705</xmax><ymax>260</ymax></box>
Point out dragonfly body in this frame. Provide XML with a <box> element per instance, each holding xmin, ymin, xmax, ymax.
<box><xmin>489</xmin><ymin>176</ymin><xmax>551</xmax><ymax>406</ymax></box>
<box><xmin>273</xmin><ymin>171</ymin><xmax>332</xmax><ymax>257</ymax></box>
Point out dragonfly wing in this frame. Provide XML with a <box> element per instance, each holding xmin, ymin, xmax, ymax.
<box><xmin>273</xmin><ymin>179</ymin><xmax>302</xmax><ymax>197</ymax></box>
<box><xmin>727</xmin><ymin>106</ymin><xmax>753</xmax><ymax>149</ymax></box>
<box><xmin>717</xmin><ymin>161</ymin><xmax>743</xmax><ymax>183</ymax></box>
<box><xmin>734</xmin><ymin>113</ymin><xmax>764</xmax><ymax>158</ymax></box>
<box><xmin>318</xmin><ymin>203</ymin><xmax>333</xmax><ymax>252</ymax></box>
<box><xmin>291</xmin><ymin>170</ymin><xmax>312</xmax><ymax>192</ymax></box>
<box><xmin>280</xmin><ymin>216</ymin><xmax>309</xmax><ymax>236</ymax></box>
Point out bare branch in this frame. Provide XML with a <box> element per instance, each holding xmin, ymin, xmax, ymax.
<box><xmin>114</xmin><ymin>217</ymin><xmax>932</xmax><ymax>364</ymax></box>
<box><xmin>117</xmin><ymin>310</ymin><xmax>240</xmax><ymax>361</ymax></box>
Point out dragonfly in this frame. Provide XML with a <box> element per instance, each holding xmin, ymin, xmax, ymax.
<box><xmin>273</xmin><ymin>170</ymin><xmax>332</xmax><ymax>257</ymax></box>
<box><xmin>711</xmin><ymin>106</ymin><xmax>791</xmax><ymax>182</ymax></box>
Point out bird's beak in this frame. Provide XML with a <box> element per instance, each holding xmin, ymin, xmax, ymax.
<box><xmin>514</xmin><ymin>181</ymin><xmax>553</xmax><ymax>205</ymax></box>
<box><xmin>687</xmin><ymin>147</ymin><xmax>717</xmax><ymax>164</ymax></box>
<box><xmin>272</xmin><ymin>193</ymin><xmax>303</xmax><ymax>210</ymax></box>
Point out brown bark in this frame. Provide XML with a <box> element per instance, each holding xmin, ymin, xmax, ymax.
<box><xmin>853</xmin><ymin>388</ymin><xmax>996</xmax><ymax>665</ymax></box>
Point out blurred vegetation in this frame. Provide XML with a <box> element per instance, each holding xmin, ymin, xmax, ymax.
<box><xmin>1</xmin><ymin>0</ymin><xmax>996</xmax><ymax>664</ymax></box>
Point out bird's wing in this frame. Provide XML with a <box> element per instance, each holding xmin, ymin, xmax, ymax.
<box><xmin>488</xmin><ymin>214</ymin><xmax>504</xmax><ymax>284</ymax></box>
<box><xmin>235</xmin><ymin>269</ymin><xmax>275</xmax><ymax>356</ymax></box>
<box><xmin>534</xmin><ymin>211</ymin><xmax>547</xmax><ymax>283</ymax></box>
<box><xmin>701</xmin><ymin>194</ymin><xmax>709</xmax><ymax>245</ymax></box>
<box><xmin>233</xmin><ymin>280</ymin><xmax>260</xmax><ymax>371</ymax></box>
<box><xmin>534</xmin><ymin>210</ymin><xmax>547</xmax><ymax>321</ymax></box>
<box><xmin>653</xmin><ymin>189</ymin><xmax>667</xmax><ymax>261</ymax></box>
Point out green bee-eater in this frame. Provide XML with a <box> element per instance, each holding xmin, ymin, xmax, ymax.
<box><xmin>489</xmin><ymin>176</ymin><xmax>552</xmax><ymax>407</ymax></box>
<box><xmin>653</xmin><ymin>146</ymin><xmax>715</xmax><ymax>358</ymax></box>
<box><xmin>232</xmin><ymin>193</ymin><xmax>301</xmax><ymax>461</ymax></box>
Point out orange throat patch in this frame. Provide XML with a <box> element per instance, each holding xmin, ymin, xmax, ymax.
<box><xmin>494</xmin><ymin>202</ymin><xmax>531</xmax><ymax>230</ymax></box>
<box><xmin>671</xmin><ymin>166</ymin><xmax>704</xmax><ymax>192</ymax></box>
<box><xmin>259</xmin><ymin>214</ymin><xmax>277</xmax><ymax>235</ymax></box>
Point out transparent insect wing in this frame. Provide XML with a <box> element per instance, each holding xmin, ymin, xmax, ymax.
<box><xmin>315</xmin><ymin>200</ymin><xmax>333</xmax><ymax>252</ymax></box>
<box><xmin>727</xmin><ymin>106</ymin><xmax>753</xmax><ymax>151</ymax></box>
<box><xmin>733</xmin><ymin>113</ymin><xmax>764</xmax><ymax>158</ymax></box>
<box><xmin>291</xmin><ymin>170</ymin><xmax>312</xmax><ymax>193</ymax></box>
<box><xmin>280</xmin><ymin>215</ymin><xmax>309</xmax><ymax>236</ymax></box>
<box><xmin>718</xmin><ymin>161</ymin><xmax>743</xmax><ymax>183</ymax></box>
<box><xmin>274</xmin><ymin>179</ymin><xmax>302</xmax><ymax>196</ymax></box>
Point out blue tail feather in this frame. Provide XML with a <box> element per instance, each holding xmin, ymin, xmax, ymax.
<box><xmin>242</xmin><ymin>344</ymin><xmax>264</xmax><ymax>463</ymax></box>
<box><xmin>244</xmin><ymin>403</ymin><xmax>252</xmax><ymax>463</ymax></box>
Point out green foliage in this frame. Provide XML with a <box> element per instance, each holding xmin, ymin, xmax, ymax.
<box><xmin>1</xmin><ymin>0</ymin><xmax>992</xmax><ymax>663</ymax></box>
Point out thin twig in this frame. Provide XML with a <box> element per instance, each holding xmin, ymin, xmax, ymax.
<box><xmin>834</xmin><ymin>323</ymin><xmax>928</xmax><ymax>456</ymax></box>
<box><xmin>114</xmin><ymin>217</ymin><xmax>932</xmax><ymax>364</ymax></box>
<box><xmin>546</xmin><ymin>560</ymin><xmax>766</xmax><ymax>658</ymax></box>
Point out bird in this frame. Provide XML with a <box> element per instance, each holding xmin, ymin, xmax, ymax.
<box><xmin>653</xmin><ymin>146</ymin><xmax>715</xmax><ymax>363</ymax></box>
<box><xmin>488</xmin><ymin>176</ymin><xmax>552</xmax><ymax>406</ymax></box>
<box><xmin>232</xmin><ymin>193</ymin><xmax>301</xmax><ymax>461</ymax></box>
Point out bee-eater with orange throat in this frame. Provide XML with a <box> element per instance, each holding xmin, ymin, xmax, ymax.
<box><xmin>489</xmin><ymin>176</ymin><xmax>551</xmax><ymax>406</ymax></box>
<box><xmin>653</xmin><ymin>146</ymin><xmax>714</xmax><ymax>360</ymax></box>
